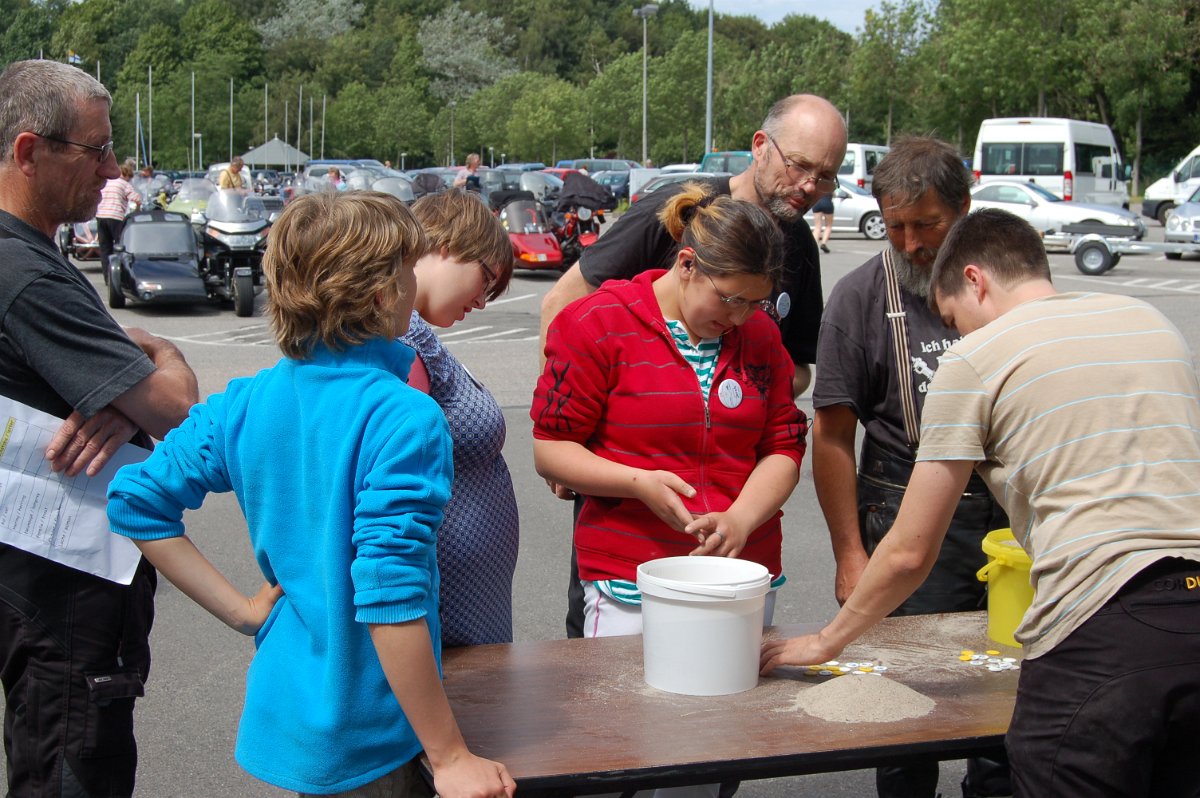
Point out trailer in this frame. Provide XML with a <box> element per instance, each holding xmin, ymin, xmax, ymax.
<box><xmin>1042</xmin><ymin>223</ymin><xmax>1200</xmax><ymax>275</ymax></box>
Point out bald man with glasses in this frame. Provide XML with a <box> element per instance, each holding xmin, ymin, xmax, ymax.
<box><xmin>0</xmin><ymin>60</ymin><xmax>198</xmax><ymax>797</ymax></box>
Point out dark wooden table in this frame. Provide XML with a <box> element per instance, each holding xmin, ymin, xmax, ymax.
<box><xmin>441</xmin><ymin>611</ymin><xmax>1020</xmax><ymax>795</ymax></box>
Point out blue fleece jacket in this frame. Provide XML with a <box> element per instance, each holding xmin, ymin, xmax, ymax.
<box><xmin>107</xmin><ymin>338</ymin><xmax>453</xmax><ymax>794</ymax></box>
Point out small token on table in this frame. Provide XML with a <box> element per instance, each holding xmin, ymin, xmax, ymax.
<box><xmin>986</xmin><ymin>650</ymin><xmax>1000</xmax><ymax>656</ymax></box>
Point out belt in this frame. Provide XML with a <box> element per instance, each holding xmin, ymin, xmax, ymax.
<box><xmin>859</xmin><ymin>437</ymin><xmax>992</xmax><ymax>498</ymax></box>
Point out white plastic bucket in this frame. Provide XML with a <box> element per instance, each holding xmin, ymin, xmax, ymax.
<box><xmin>636</xmin><ymin>556</ymin><xmax>770</xmax><ymax>696</ymax></box>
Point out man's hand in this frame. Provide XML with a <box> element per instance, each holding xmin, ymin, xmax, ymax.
<box><xmin>834</xmin><ymin>546</ymin><xmax>870</xmax><ymax>605</ymax></box>
<box><xmin>45</xmin><ymin>407</ymin><xmax>137</xmax><ymax>477</ymax></box>
<box><xmin>760</xmin><ymin>633</ymin><xmax>843</xmax><ymax>675</ymax></box>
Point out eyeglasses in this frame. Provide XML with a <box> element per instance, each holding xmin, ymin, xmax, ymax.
<box><xmin>479</xmin><ymin>260</ymin><xmax>498</xmax><ymax>294</ymax></box>
<box><xmin>703</xmin><ymin>271</ymin><xmax>773</xmax><ymax>315</ymax></box>
<box><xmin>766</xmin><ymin>134</ymin><xmax>838</xmax><ymax>192</ymax></box>
<box><xmin>33</xmin><ymin>132</ymin><xmax>114</xmax><ymax>163</ymax></box>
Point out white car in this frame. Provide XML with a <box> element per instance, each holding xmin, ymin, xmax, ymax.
<box><xmin>803</xmin><ymin>182</ymin><xmax>886</xmax><ymax>240</ymax></box>
<box><xmin>1164</xmin><ymin>186</ymin><xmax>1200</xmax><ymax>259</ymax></box>
<box><xmin>970</xmin><ymin>180</ymin><xmax>1146</xmax><ymax>239</ymax></box>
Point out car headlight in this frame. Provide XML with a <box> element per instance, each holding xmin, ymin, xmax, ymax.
<box><xmin>577</xmin><ymin>207</ymin><xmax>593</xmax><ymax>221</ymax></box>
<box><xmin>1167</xmin><ymin>215</ymin><xmax>1185</xmax><ymax>232</ymax></box>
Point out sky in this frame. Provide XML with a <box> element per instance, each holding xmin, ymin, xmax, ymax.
<box><xmin>687</xmin><ymin>0</ymin><xmax>877</xmax><ymax>35</ymax></box>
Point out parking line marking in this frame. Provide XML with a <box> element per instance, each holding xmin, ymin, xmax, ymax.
<box><xmin>439</xmin><ymin>326</ymin><xmax>491</xmax><ymax>339</ymax></box>
<box><xmin>445</xmin><ymin>329</ymin><xmax>528</xmax><ymax>343</ymax></box>
<box><xmin>1121</xmin><ymin>278</ymin><xmax>1152</xmax><ymax>286</ymax></box>
<box><xmin>1148</xmin><ymin>280</ymin><xmax>1180</xmax><ymax>288</ymax></box>
<box><xmin>1055</xmin><ymin>274</ymin><xmax>1200</xmax><ymax>295</ymax></box>
<box><xmin>486</xmin><ymin>293</ymin><xmax>537</xmax><ymax>306</ymax></box>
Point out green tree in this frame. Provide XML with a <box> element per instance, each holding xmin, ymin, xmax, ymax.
<box><xmin>418</xmin><ymin>3</ymin><xmax>517</xmax><ymax>102</ymax></box>
<box><xmin>584</xmin><ymin>51</ymin><xmax>641</xmax><ymax>160</ymax></box>
<box><xmin>847</xmin><ymin>0</ymin><xmax>927</xmax><ymax>144</ymax></box>
<box><xmin>0</xmin><ymin>1</ymin><xmax>60</xmax><ymax>64</ymax></box>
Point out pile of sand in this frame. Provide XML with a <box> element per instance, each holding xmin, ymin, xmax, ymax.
<box><xmin>792</xmin><ymin>675</ymin><xmax>935</xmax><ymax>723</ymax></box>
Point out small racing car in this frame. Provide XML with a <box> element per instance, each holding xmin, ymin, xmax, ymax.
<box><xmin>106</xmin><ymin>208</ymin><xmax>208</xmax><ymax>309</ymax></box>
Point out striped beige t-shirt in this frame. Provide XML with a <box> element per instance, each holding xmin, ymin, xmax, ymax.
<box><xmin>918</xmin><ymin>291</ymin><xmax>1200</xmax><ymax>658</ymax></box>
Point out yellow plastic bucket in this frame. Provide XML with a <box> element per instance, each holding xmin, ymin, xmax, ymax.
<box><xmin>976</xmin><ymin>528</ymin><xmax>1034</xmax><ymax>648</ymax></box>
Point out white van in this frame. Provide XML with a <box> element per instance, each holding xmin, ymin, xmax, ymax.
<box><xmin>839</xmin><ymin>143</ymin><xmax>889</xmax><ymax>191</ymax></box>
<box><xmin>973</xmin><ymin>118</ymin><xmax>1129</xmax><ymax>208</ymax></box>
<box><xmin>1140</xmin><ymin>144</ymin><xmax>1200</xmax><ymax>225</ymax></box>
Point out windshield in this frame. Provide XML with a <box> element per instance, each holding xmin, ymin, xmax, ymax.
<box><xmin>372</xmin><ymin>177</ymin><xmax>415</xmax><ymax>202</ymax></box>
<box><xmin>130</xmin><ymin>174</ymin><xmax>170</xmax><ymax>201</ymax></box>
<box><xmin>205</xmin><ymin>189</ymin><xmax>268</xmax><ymax>222</ymax></box>
<box><xmin>175</xmin><ymin>178</ymin><xmax>217</xmax><ymax>202</ymax></box>
<box><xmin>1023</xmin><ymin>182</ymin><xmax>1062</xmax><ymax>202</ymax></box>
<box><xmin>499</xmin><ymin>200</ymin><xmax>550</xmax><ymax>234</ymax></box>
<box><xmin>123</xmin><ymin>222</ymin><xmax>197</xmax><ymax>255</ymax></box>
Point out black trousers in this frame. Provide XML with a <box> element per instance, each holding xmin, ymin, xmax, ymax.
<box><xmin>1007</xmin><ymin>557</ymin><xmax>1200</xmax><ymax>798</ymax></box>
<box><xmin>96</xmin><ymin>217</ymin><xmax>124</xmax><ymax>269</ymax></box>
<box><xmin>859</xmin><ymin>440</ymin><xmax>1011</xmax><ymax>798</ymax></box>
<box><xmin>0</xmin><ymin>546</ymin><xmax>156</xmax><ymax>798</ymax></box>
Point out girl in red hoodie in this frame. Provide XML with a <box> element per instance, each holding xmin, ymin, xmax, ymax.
<box><xmin>533</xmin><ymin>182</ymin><xmax>807</xmax><ymax>643</ymax></box>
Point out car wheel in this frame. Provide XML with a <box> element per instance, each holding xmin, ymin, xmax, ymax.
<box><xmin>1157</xmin><ymin>204</ymin><xmax>1174</xmax><ymax>227</ymax></box>
<box><xmin>233</xmin><ymin>272</ymin><xmax>254</xmax><ymax>317</ymax></box>
<box><xmin>1074</xmin><ymin>241</ymin><xmax>1114</xmax><ymax>275</ymax></box>
<box><xmin>107</xmin><ymin>262</ymin><xmax>126</xmax><ymax>309</ymax></box>
<box><xmin>861</xmin><ymin>212</ymin><xmax>886</xmax><ymax>240</ymax></box>
<box><xmin>1165</xmin><ymin>252</ymin><xmax>1183</xmax><ymax>261</ymax></box>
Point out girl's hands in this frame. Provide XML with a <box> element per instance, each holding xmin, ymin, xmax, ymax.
<box><xmin>630</xmin><ymin>470</ymin><xmax>696</xmax><ymax>532</ymax></box>
<box><xmin>684</xmin><ymin>513</ymin><xmax>749</xmax><ymax>557</ymax></box>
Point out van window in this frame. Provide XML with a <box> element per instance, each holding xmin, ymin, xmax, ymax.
<box><xmin>1074</xmin><ymin>143</ymin><xmax>1113</xmax><ymax>175</ymax></box>
<box><xmin>1179</xmin><ymin>156</ymin><xmax>1200</xmax><ymax>181</ymax></box>
<box><xmin>839</xmin><ymin>152</ymin><xmax>855</xmax><ymax>175</ymax></box>
<box><xmin>980</xmin><ymin>143</ymin><xmax>1064</xmax><ymax>176</ymax></box>
<box><xmin>865</xmin><ymin>150</ymin><xmax>885</xmax><ymax>174</ymax></box>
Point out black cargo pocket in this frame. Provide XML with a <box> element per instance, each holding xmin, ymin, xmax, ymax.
<box><xmin>79</xmin><ymin>669</ymin><xmax>144</xmax><ymax>758</ymax></box>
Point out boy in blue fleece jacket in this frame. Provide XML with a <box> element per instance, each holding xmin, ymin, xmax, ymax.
<box><xmin>107</xmin><ymin>191</ymin><xmax>515</xmax><ymax>798</ymax></box>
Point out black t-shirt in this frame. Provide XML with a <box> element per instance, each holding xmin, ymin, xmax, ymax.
<box><xmin>578</xmin><ymin>177</ymin><xmax>823</xmax><ymax>365</ymax></box>
<box><xmin>813</xmin><ymin>252</ymin><xmax>961</xmax><ymax>461</ymax></box>
<box><xmin>0</xmin><ymin>211</ymin><xmax>155</xmax><ymax>424</ymax></box>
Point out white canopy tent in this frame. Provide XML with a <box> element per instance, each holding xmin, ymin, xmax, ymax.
<box><xmin>242</xmin><ymin>136</ymin><xmax>309</xmax><ymax>171</ymax></box>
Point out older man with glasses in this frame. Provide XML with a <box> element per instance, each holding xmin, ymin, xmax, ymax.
<box><xmin>541</xmin><ymin>93</ymin><xmax>845</xmax><ymax>400</ymax></box>
<box><xmin>0</xmin><ymin>60</ymin><xmax>198</xmax><ymax>797</ymax></box>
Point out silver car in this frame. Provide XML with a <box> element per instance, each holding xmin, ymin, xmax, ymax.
<box><xmin>1164</xmin><ymin>186</ymin><xmax>1200</xmax><ymax>259</ymax></box>
<box><xmin>803</xmin><ymin>182</ymin><xmax>886</xmax><ymax>240</ymax></box>
<box><xmin>970</xmin><ymin>180</ymin><xmax>1146</xmax><ymax>239</ymax></box>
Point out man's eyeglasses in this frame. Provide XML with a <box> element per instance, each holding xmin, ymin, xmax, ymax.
<box><xmin>766</xmin><ymin>134</ymin><xmax>838</xmax><ymax>193</ymax></box>
<box><xmin>32</xmin><ymin>132</ymin><xmax>114</xmax><ymax>163</ymax></box>
<box><xmin>703</xmin><ymin>271</ymin><xmax>773</xmax><ymax>315</ymax></box>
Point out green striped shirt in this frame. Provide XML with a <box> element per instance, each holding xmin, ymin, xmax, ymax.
<box><xmin>595</xmin><ymin>574</ymin><xmax>788</xmax><ymax>606</ymax></box>
<box><xmin>666</xmin><ymin>319</ymin><xmax>721</xmax><ymax>401</ymax></box>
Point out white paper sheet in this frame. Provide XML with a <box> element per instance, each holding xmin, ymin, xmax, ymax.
<box><xmin>0</xmin><ymin>395</ymin><xmax>148</xmax><ymax>584</ymax></box>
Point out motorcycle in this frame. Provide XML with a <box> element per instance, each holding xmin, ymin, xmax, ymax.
<box><xmin>494</xmin><ymin>190</ymin><xmax>564</xmax><ymax>272</ymax></box>
<box><xmin>197</xmin><ymin>189</ymin><xmax>270</xmax><ymax>317</ymax></box>
<box><xmin>131</xmin><ymin>173</ymin><xmax>173</xmax><ymax>211</ymax></box>
<box><xmin>57</xmin><ymin>219</ymin><xmax>100</xmax><ymax>261</ymax></box>
<box><xmin>553</xmin><ymin>171</ymin><xmax>613</xmax><ymax>265</ymax></box>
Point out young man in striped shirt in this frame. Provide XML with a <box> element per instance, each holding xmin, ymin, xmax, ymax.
<box><xmin>763</xmin><ymin>208</ymin><xmax>1200</xmax><ymax>797</ymax></box>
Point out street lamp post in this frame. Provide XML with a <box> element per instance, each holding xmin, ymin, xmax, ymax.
<box><xmin>633</xmin><ymin>4</ymin><xmax>659</xmax><ymax>167</ymax></box>
<box><xmin>401</xmin><ymin>152</ymin><xmax>407</xmax><ymax>171</ymax></box>
<box><xmin>194</xmin><ymin>132</ymin><xmax>203</xmax><ymax>171</ymax></box>
<box><xmin>705</xmin><ymin>0</ymin><xmax>714</xmax><ymax>155</ymax></box>
<box><xmin>489</xmin><ymin>146</ymin><xmax>494</xmax><ymax>168</ymax></box>
<box><xmin>448</xmin><ymin>100</ymin><xmax>457</xmax><ymax>166</ymax></box>
<box><xmin>501</xmin><ymin>152</ymin><xmax>506</xmax><ymax>165</ymax></box>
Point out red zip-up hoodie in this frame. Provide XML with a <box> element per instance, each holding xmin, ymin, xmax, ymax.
<box><xmin>532</xmin><ymin>270</ymin><xmax>807</xmax><ymax>582</ymax></box>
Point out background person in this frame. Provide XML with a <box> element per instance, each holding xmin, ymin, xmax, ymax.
<box><xmin>218</xmin><ymin>156</ymin><xmax>245</xmax><ymax>190</ymax></box>
<box><xmin>764</xmin><ymin>207</ymin><xmax>1200</xmax><ymax>798</ymax></box>
<box><xmin>0</xmin><ymin>59</ymin><xmax>199</xmax><ymax>797</ymax></box>
<box><xmin>106</xmin><ymin>191</ymin><xmax>516</xmax><ymax>798</ymax></box>
<box><xmin>453</xmin><ymin>153</ymin><xmax>482</xmax><ymax>191</ymax></box>
<box><xmin>810</xmin><ymin>189</ymin><xmax>834</xmax><ymax>253</ymax></box>
<box><xmin>812</xmin><ymin>136</ymin><xmax>1010</xmax><ymax>798</ymax></box>
<box><xmin>405</xmin><ymin>189</ymin><xmax>519</xmax><ymax>646</ymax></box>
<box><xmin>96</xmin><ymin>157</ymin><xmax>141</xmax><ymax>267</ymax></box>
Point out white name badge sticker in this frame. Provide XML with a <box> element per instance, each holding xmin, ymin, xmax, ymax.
<box><xmin>718</xmin><ymin>378</ymin><xmax>743</xmax><ymax>409</ymax></box>
<box><xmin>775</xmin><ymin>291</ymin><xmax>792</xmax><ymax>319</ymax></box>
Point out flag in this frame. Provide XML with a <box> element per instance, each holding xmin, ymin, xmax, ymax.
<box><xmin>67</xmin><ymin>51</ymin><xmax>82</xmax><ymax>65</ymax></box>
